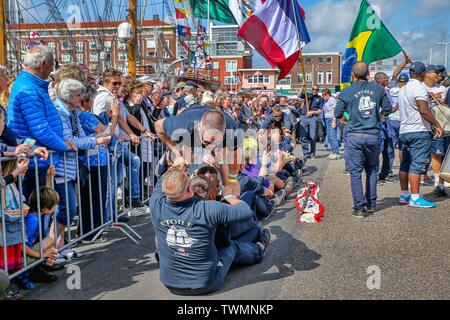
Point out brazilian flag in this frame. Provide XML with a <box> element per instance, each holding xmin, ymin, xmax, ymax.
<box><xmin>341</xmin><ymin>0</ymin><xmax>403</xmax><ymax>89</ymax></box>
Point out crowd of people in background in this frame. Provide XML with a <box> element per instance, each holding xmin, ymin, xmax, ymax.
<box><xmin>1</xmin><ymin>44</ymin><xmax>449</xmax><ymax>298</ymax></box>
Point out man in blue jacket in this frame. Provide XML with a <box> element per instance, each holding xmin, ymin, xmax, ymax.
<box><xmin>150</xmin><ymin>168</ymin><xmax>270</xmax><ymax>295</ymax></box>
<box><xmin>7</xmin><ymin>45</ymin><xmax>75</xmax><ymax>199</ymax></box>
<box><xmin>335</xmin><ymin>62</ymin><xmax>392</xmax><ymax>219</ymax></box>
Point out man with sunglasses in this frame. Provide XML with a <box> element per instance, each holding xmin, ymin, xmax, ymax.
<box><xmin>299</xmin><ymin>85</ymin><xmax>323</xmax><ymax>159</ymax></box>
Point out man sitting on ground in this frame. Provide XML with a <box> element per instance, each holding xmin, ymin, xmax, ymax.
<box><xmin>150</xmin><ymin>168</ymin><xmax>270</xmax><ymax>296</ymax></box>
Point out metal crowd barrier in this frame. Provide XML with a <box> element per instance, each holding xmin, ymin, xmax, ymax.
<box><xmin>0</xmin><ymin>136</ymin><xmax>164</xmax><ymax>280</ymax></box>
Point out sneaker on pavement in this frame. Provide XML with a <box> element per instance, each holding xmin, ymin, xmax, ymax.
<box><xmin>284</xmin><ymin>177</ymin><xmax>295</xmax><ymax>194</ymax></box>
<box><xmin>41</xmin><ymin>262</ymin><xmax>65</xmax><ymax>272</ymax></box>
<box><xmin>60</xmin><ymin>249</ymin><xmax>83</xmax><ymax>260</ymax></box>
<box><xmin>29</xmin><ymin>266</ymin><xmax>58</xmax><ymax>283</ymax></box>
<box><xmin>381</xmin><ymin>176</ymin><xmax>396</xmax><ymax>183</ymax></box>
<box><xmin>256</xmin><ymin>228</ymin><xmax>271</xmax><ymax>255</ymax></box>
<box><xmin>409</xmin><ymin>197</ymin><xmax>436</xmax><ymax>208</ymax></box>
<box><xmin>433</xmin><ymin>186</ymin><xmax>447</xmax><ymax>198</ymax></box>
<box><xmin>328</xmin><ymin>154</ymin><xmax>340</xmax><ymax>160</ymax></box>
<box><xmin>131</xmin><ymin>198</ymin><xmax>146</xmax><ymax>208</ymax></box>
<box><xmin>352</xmin><ymin>209</ymin><xmax>366</xmax><ymax>219</ymax></box>
<box><xmin>366</xmin><ymin>206</ymin><xmax>376</xmax><ymax>213</ymax></box>
<box><xmin>342</xmin><ymin>169</ymin><xmax>350</xmax><ymax>176</ymax></box>
<box><xmin>261</xmin><ymin>200</ymin><xmax>277</xmax><ymax>221</ymax></box>
<box><xmin>274</xmin><ymin>189</ymin><xmax>286</xmax><ymax>207</ymax></box>
<box><xmin>399</xmin><ymin>195</ymin><xmax>411</xmax><ymax>205</ymax></box>
<box><xmin>420</xmin><ymin>177</ymin><xmax>434</xmax><ymax>186</ymax></box>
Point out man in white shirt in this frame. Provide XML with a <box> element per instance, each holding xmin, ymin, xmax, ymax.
<box><xmin>422</xmin><ymin>65</ymin><xmax>448</xmax><ymax>197</ymax></box>
<box><xmin>398</xmin><ymin>62</ymin><xmax>443</xmax><ymax>208</ymax></box>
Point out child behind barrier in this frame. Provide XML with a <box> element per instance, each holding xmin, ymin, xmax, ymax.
<box><xmin>0</xmin><ymin>157</ymin><xmax>30</xmax><ymax>299</ymax></box>
<box><xmin>20</xmin><ymin>187</ymin><xmax>60</xmax><ymax>289</ymax></box>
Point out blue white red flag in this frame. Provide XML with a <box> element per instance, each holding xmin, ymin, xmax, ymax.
<box><xmin>238</xmin><ymin>0</ymin><xmax>311</xmax><ymax>80</ymax></box>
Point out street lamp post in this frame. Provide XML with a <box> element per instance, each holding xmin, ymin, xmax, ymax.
<box><xmin>437</xmin><ymin>42</ymin><xmax>450</xmax><ymax>70</ymax></box>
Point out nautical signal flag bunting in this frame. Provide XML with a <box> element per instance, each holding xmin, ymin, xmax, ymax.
<box><xmin>341</xmin><ymin>0</ymin><xmax>403</xmax><ymax>89</ymax></box>
<box><xmin>238</xmin><ymin>0</ymin><xmax>311</xmax><ymax>80</ymax></box>
<box><xmin>175</xmin><ymin>8</ymin><xmax>190</xmax><ymax>19</ymax></box>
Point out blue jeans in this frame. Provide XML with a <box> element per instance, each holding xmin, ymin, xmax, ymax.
<box><xmin>345</xmin><ymin>133</ymin><xmax>381</xmax><ymax>211</ymax></box>
<box><xmin>379</xmin><ymin>120</ymin><xmax>395</xmax><ymax>179</ymax></box>
<box><xmin>299</xmin><ymin>116</ymin><xmax>318</xmax><ymax>156</ymax></box>
<box><xmin>55</xmin><ymin>180</ymin><xmax>77</xmax><ymax>226</ymax></box>
<box><xmin>324</xmin><ymin>118</ymin><xmax>340</xmax><ymax>154</ymax></box>
<box><xmin>400</xmin><ymin>132</ymin><xmax>432</xmax><ymax>175</ymax></box>
<box><xmin>167</xmin><ymin>240</ymin><xmax>263</xmax><ymax>296</ymax></box>
<box><xmin>118</xmin><ymin>148</ymin><xmax>141</xmax><ymax>199</ymax></box>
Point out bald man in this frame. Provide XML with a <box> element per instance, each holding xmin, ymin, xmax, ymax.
<box><xmin>335</xmin><ymin>62</ymin><xmax>392</xmax><ymax>219</ymax></box>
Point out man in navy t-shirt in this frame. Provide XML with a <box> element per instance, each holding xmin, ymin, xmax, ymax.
<box><xmin>150</xmin><ymin>168</ymin><xmax>269</xmax><ymax>295</ymax></box>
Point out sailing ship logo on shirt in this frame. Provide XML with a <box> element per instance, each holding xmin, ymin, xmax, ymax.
<box><xmin>166</xmin><ymin>226</ymin><xmax>198</xmax><ymax>248</ymax></box>
<box><xmin>358</xmin><ymin>96</ymin><xmax>376</xmax><ymax>118</ymax></box>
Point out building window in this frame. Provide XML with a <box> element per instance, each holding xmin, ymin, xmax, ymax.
<box><xmin>326</xmin><ymin>71</ymin><xmax>333</xmax><ymax>84</ymax></box>
<box><xmin>306</xmin><ymin>73</ymin><xmax>312</xmax><ymax>83</ymax></box>
<box><xmin>297</xmin><ymin>73</ymin><xmax>304</xmax><ymax>82</ymax></box>
<box><xmin>326</xmin><ymin>56</ymin><xmax>333</xmax><ymax>64</ymax></box>
<box><xmin>225</xmin><ymin>76</ymin><xmax>239</xmax><ymax>85</ymax></box>
<box><xmin>61</xmin><ymin>54</ymin><xmax>72</xmax><ymax>63</ymax></box>
<box><xmin>148</xmin><ymin>52</ymin><xmax>155</xmax><ymax>58</ymax></box>
<box><xmin>146</xmin><ymin>39</ymin><xmax>155</xmax><ymax>48</ymax></box>
<box><xmin>89</xmin><ymin>41</ymin><xmax>99</xmax><ymax>50</ymax></box>
<box><xmin>306</xmin><ymin>57</ymin><xmax>312</xmax><ymax>64</ymax></box>
<box><xmin>277</xmin><ymin>75</ymin><xmax>291</xmax><ymax>85</ymax></box>
<box><xmin>62</xmin><ymin>40</ymin><xmax>72</xmax><ymax>50</ymax></box>
<box><xmin>104</xmin><ymin>41</ymin><xmax>112</xmax><ymax>52</ymax></box>
<box><xmin>118</xmin><ymin>42</ymin><xmax>127</xmax><ymax>50</ymax></box>
<box><xmin>119</xmin><ymin>52</ymin><xmax>128</xmax><ymax>61</ymax></box>
<box><xmin>47</xmin><ymin>42</ymin><xmax>56</xmax><ymax>52</ymax></box>
<box><xmin>76</xmin><ymin>53</ymin><xmax>84</xmax><ymax>64</ymax></box>
<box><xmin>318</xmin><ymin>57</ymin><xmax>324</xmax><ymax>64</ymax></box>
<box><xmin>213</xmin><ymin>76</ymin><xmax>219</xmax><ymax>81</ymax></box>
<box><xmin>317</xmin><ymin>72</ymin><xmax>324</xmax><ymax>84</ymax></box>
<box><xmin>226</xmin><ymin>60</ymin><xmax>237</xmax><ymax>72</ymax></box>
<box><xmin>213</xmin><ymin>61</ymin><xmax>219</xmax><ymax>69</ymax></box>
<box><xmin>90</xmin><ymin>52</ymin><xmax>99</xmax><ymax>62</ymax></box>
<box><xmin>76</xmin><ymin>42</ymin><xmax>83</xmax><ymax>53</ymax></box>
<box><xmin>247</xmin><ymin>75</ymin><xmax>253</xmax><ymax>84</ymax></box>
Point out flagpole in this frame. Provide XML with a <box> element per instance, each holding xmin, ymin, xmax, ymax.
<box><xmin>291</xmin><ymin>0</ymin><xmax>310</xmax><ymax>113</ymax></box>
<box><xmin>207</xmin><ymin>0</ymin><xmax>212</xmax><ymax>80</ymax></box>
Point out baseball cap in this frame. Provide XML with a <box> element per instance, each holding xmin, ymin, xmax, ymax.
<box><xmin>397</xmin><ymin>74</ymin><xmax>409</xmax><ymax>83</ymax></box>
<box><xmin>175</xmin><ymin>82</ymin><xmax>186</xmax><ymax>90</ymax></box>
<box><xmin>409</xmin><ymin>61</ymin><xmax>426</xmax><ymax>74</ymax></box>
<box><xmin>436</xmin><ymin>65</ymin><xmax>448</xmax><ymax>77</ymax></box>
<box><xmin>425</xmin><ymin>64</ymin><xmax>439</xmax><ymax>73</ymax></box>
<box><xmin>185</xmin><ymin>80</ymin><xmax>199</xmax><ymax>88</ymax></box>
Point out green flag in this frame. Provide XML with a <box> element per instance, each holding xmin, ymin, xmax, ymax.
<box><xmin>189</xmin><ymin>0</ymin><xmax>237</xmax><ymax>24</ymax></box>
<box><xmin>341</xmin><ymin>0</ymin><xmax>403</xmax><ymax>88</ymax></box>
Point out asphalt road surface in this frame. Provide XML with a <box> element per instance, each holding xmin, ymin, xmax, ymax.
<box><xmin>24</xmin><ymin>146</ymin><xmax>449</xmax><ymax>300</ymax></box>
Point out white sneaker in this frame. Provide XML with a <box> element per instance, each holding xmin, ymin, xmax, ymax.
<box><xmin>329</xmin><ymin>154</ymin><xmax>340</xmax><ymax>160</ymax></box>
<box><xmin>60</xmin><ymin>249</ymin><xmax>83</xmax><ymax>260</ymax></box>
<box><xmin>129</xmin><ymin>209</ymin><xmax>147</xmax><ymax>217</ymax></box>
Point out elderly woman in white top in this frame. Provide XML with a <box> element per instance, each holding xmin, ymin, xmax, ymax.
<box><xmin>51</xmin><ymin>79</ymin><xmax>110</xmax><ymax>253</ymax></box>
<box><xmin>321</xmin><ymin>89</ymin><xmax>340</xmax><ymax>160</ymax></box>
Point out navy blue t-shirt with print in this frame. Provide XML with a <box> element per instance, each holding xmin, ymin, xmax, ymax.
<box><xmin>149</xmin><ymin>179</ymin><xmax>253</xmax><ymax>289</ymax></box>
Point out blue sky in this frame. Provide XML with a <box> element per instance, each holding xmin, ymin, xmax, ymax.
<box><xmin>15</xmin><ymin>0</ymin><xmax>450</xmax><ymax>68</ymax></box>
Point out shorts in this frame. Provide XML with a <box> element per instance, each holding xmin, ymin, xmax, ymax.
<box><xmin>400</xmin><ymin>132</ymin><xmax>432</xmax><ymax>175</ymax></box>
<box><xmin>431</xmin><ymin>138</ymin><xmax>445</xmax><ymax>156</ymax></box>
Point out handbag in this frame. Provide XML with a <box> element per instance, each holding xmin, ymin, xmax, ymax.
<box><xmin>430</xmin><ymin>96</ymin><xmax>450</xmax><ymax>136</ymax></box>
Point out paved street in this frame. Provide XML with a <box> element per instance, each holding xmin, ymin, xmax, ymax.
<box><xmin>24</xmin><ymin>146</ymin><xmax>450</xmax><ymax>300</ymax></box>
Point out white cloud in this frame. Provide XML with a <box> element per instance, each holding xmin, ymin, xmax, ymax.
<box><xmin>413</xmin><ymin>0</ymin><xmax>450</xmax><ymax>17</ymax></box>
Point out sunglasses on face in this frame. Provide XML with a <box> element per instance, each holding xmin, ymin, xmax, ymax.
<box><xmin>110</xmin><ymin>81</ymin><xmax>121</xmax><ymax>86</ymax></box>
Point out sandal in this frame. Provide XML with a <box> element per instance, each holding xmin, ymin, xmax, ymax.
<box><xmin>3</xmin><ymin>288</ymin><xmax>23</xmax><ymax>300</ymax></box>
